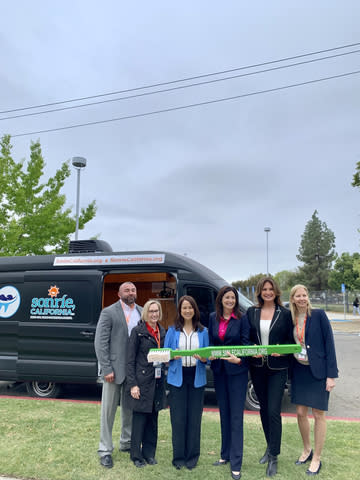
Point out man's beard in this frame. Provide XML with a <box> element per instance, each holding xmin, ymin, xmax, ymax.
<box><xmin>122</xmin><ymin>296</ymin><xmax>136</xmax><ymax>305</ymax></box>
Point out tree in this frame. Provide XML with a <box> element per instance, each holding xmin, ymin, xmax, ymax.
<box><xmin>328</xmin><ymin>252</ymin><xmax>360</xmax><ymax>291</ymax></box>
<box><xmin>297</xmin><ymin>210</ymin><xmax>336</xmax><ymax>290</ymax></box>
<box><xmin>273</xmin><ymin>269</ymin><xmax>301</xmax><ymax>292</ymax></box>
<box><xmin>0</xmin><ymin>134</ymin><xmax>96</xmax><ymax>256</ymax></box>
<box><xmin>232</xmin><ymin>273</ymin><xmax>267</xmax><ymax>292</ymax></box>
<box><xmin>351</xmin><ymin>161</ymin><xmax>360</xmax><ymax>188</ymax></box>
<box><xmin>352</xmin><ymin>162</ymin><xmax>360</xmax><ymax>240</ymax></box>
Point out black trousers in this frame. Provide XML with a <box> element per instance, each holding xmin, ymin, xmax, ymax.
<box><xmin>249</xmin><ymin>364</ymin><xmax>287</xmax><ymax>456</ymax></box>
<box><xmin>213</xmin><ymin>370</ymin><xmax>248</xmax><ymax>471</ymax></box>
<box><xmin>130</xmin><ymin>408</ymin><xmax>158</xmax><ymax>463</ymax></box>
<box><xmin>168</xmin><ymin>367</ymin><xmax>205</xmax><ymax>468</ymax></box>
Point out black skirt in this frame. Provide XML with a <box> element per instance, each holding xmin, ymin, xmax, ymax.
<box><xmin>291</xmin><ymin>361</ymin><xmax>330</xmax><ymax>411</ymax></box>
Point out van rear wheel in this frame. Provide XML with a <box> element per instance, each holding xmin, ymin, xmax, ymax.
<box><xmin>26</xmin><ymin>381</ymin><xmax>62</xmax><ymax>398</ymax></box>
<box><xmin>245</xmin><ymin>379</ymin><xmax>260</xmax><ymax>411</ymax></box>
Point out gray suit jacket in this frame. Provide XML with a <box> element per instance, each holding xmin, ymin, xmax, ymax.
<box><xmin>94</xmin><ymin>300</ymin><xmax>143</xmax><ymax>385</ymax></box>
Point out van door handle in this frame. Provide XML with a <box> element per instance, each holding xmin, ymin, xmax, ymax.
<box><xmin>80</xmin><ymin>331</ymin><xmax>95</xmax><ymax>338</ymax></box>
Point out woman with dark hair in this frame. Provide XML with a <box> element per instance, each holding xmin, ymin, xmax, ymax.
<box><xmin>289</xmin><ymin>284</ymin><xmax>338</xmax><ymax>476</ymax></box>
<box><xmin>208</xmin><ymin>285</ymin><xmax>250</xmax><ymax>480</ymax></box>
<box><xmin>246</xmin><ymin>277</ymin><xmax>294</xmax><ymax>477</ymax></box>
<box><xmin>164</xmin><ymin>295</ymin><xmax>209</xmax><ymax>470</ymax></box>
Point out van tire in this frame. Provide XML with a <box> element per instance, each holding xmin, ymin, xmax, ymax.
<box><xmin>245</xmin><ymin>379</ymin><xmax>260</xmax><ymax>411</ymax></box>
<box><xmin>26</xmin><ymin>381</ymin><xmax>62</xmax><ymax>398</ymax></box>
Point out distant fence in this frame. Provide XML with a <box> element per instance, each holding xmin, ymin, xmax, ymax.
<box><xmin>304</xmin><ymin>291</ymin><xmax>358</xmax><ymax>313</ymax></box>
<box><xmin>240</xmin><ymin>288</ymin><xmax>358</xmax><ymax>313</ymax></box>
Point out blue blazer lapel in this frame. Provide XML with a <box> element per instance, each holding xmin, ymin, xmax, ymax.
<box><xmin>224</xmin><ymin>317</ymin><xmax>238</xmax><ymax>342</ymax></box>
<box><xmin>213</xmin><ymin>318</ymin><xmax>221</xmax><ymax>341</ymax></box>
<box><xmin>198</xmin><ymin>329</ymin><xmax>205</xmax><ymax>347</ymax></box>
<box><xmin>305</xmin><ymin>312</ymin><xmax>312</xmax><ymax>337</ymax></box>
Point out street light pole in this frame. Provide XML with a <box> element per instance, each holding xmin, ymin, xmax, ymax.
<box><xmin>72</xmin><ymin>157</ymin><xmax>87</xmax><ymax>240</ymax></box>
<box><xmin>264</xmin><ymin>227</ymin><xmax>271</xmax><ymax>275</ymax></box>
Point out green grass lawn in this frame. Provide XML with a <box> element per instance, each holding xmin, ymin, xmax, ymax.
<box><xmin>0</xmin><ymin>398</ymin><xmax>359</xmax><ymax>480</ymax></box>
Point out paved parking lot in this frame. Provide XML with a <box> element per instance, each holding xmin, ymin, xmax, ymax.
<box><xmin>327</xmin><ymin>311</ymin><xmax>360</xmax><ymax>334</ymax></box>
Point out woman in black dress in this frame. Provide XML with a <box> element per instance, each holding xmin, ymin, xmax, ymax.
<box><xmin>289</xmin><ymin>285</ymin><xmax>338</xmax><ymax>476</ymax></box>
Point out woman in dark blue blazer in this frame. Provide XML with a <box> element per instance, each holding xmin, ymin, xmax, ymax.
<box><xmin>208</xmin><ymin>286</ymin><xmax>250</xmax><ymax>480</ymax></box>
<box><xmin>289</xmin><ymin>285</ymin><xmax>338</xmax><ymax>476</ymax></box>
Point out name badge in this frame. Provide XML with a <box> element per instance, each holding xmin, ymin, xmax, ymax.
<box><xmin>297</xmin><ymin>347</ymin><xmax>307</xmax><ymax>360</ymax></box>
<box><xmin>155</xmin><ymin>367</ymin><xmax>162</xmax><ymax>379</ymax></box>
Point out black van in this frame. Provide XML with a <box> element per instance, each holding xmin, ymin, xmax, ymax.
<box><xmin>0</xmin><ymin>239</ymin><xmax>254</xmax><ymax>401</ymax></box>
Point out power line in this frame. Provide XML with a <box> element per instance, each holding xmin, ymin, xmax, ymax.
<box><xmin>1</xmin><ymin>48</ymin><xmax>359</xmax><ymax>121</ymax></box>
<box><xmin>1</xmin><ymin>41</ymin><xmax>360</xmax><ymax>115</ymax></box>
<box><xmin>10</xmin><ymin>69</ymin><xmax>360</xmax><ymax>138</ymax></box>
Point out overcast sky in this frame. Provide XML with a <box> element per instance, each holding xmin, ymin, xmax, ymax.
<box><xmin>1</xmin><ymin>1</ymin><xmax>359</xmax><ymax>282</ymax></box>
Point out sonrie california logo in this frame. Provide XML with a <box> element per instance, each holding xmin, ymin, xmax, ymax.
<box><xmin>30</xmin><ymin>285</ymin><xmax>76</xmax><ymax>320</ymax></box>
<box><xmin>0</xmin><ymin>286</ymin><xmax>21</xmax><ymax>319</ymax></box>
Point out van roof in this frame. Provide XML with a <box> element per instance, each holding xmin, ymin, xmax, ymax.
<box><xmin>0</xmin><ymin>250</ymin><xmax>227</xmax><ymax>285</ymax></box>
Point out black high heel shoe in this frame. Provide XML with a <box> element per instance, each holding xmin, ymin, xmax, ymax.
<box><xmin>295</xmin><ymin>449</ymin><xmax>313</xmax><ymax>465</ymax></box>
<box><xmin>306</xmin><ymin>461</ymin><xmax>322</xmax><ymax>476</ymax></box>
<box><xmin>266</xmin><ymin>455</ymin><xmax>277</xmax><ymax>477</ymax></box>
<box><xmin>259</xmin><ymin>446</ymin><xmax>270</xmax><ymax>464</ymax></box>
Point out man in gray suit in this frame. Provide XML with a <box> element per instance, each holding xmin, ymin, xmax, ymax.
<box><xmin>95</xmin><ymin>282</ymin><xmax>142</xmax><ymax>468</ymax></box>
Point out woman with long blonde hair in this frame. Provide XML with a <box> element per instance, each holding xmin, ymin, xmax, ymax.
<box><xmin>289</xmin><ymin>284</ymin><xmax>338</xmax><ymax>476</ymax></box>
<box><xmin>125</xmin><ymin>300</ymin><xmax>167</xmax><ymax>468</ymax></box>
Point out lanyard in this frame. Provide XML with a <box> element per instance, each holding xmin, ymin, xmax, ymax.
<box><xmin>153</xmin><ymin>325</ymin><xmax>160</xmax><ymax>349</ymax></box>
<box><xmin>296</xmin><ymin>314</ymin><xmax>307</xmax><ymax>344</ymax></box>
<box><xmin>121</xmin><ymin>300</ymin><xmax>135</xmax><ymax>324</ymax></box>
<box><xmin>147</xmin><ymin>323</ymin><xmax>161</xmax><ymax>348</ymax></box>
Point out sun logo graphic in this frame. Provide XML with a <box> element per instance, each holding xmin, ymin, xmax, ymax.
<box><xmin>48</xmin><ymin>285</ymin><xmax>60</xmax><ymax>298</ymax></box>
<box><xmin>0</xmin><ymin>286</ymin><xmax>21</xmax><ymax>319</ymax></box>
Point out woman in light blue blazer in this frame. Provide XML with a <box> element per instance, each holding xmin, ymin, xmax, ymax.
<box><xmin>165</xmin><ymin>295</ymin><xmax>209</xmax><ymax>470</ymax></box>
<box><xmin>289</xmin><ymin>285</ymin><xmax>338</xmax><ymax>476</ymax></box>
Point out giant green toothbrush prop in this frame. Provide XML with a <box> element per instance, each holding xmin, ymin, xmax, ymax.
<box><xmin>147</xmin><ymin>344</ymin><xmax>301</xmax><ymax>363</ymax></box>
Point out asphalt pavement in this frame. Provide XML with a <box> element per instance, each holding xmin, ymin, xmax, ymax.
<box><xmin>327</xmin><ymin>310</ymin><xmax>360</xmax><ymax>334</ymax></box>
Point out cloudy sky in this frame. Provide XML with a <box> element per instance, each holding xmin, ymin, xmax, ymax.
<box><xmin>1</xmin><ymin>1</ymin><xmax>359</xmax><ymax>282</ymax></box>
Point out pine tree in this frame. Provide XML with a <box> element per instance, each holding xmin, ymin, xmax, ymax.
<box><xmin>296</xmin><ymin>210</ymin><xmax>336</xmax><ymax>290</ymax></box>
<box><xmin>351</xmin><ymin>161</ymin><xmax>360</xmax><ymax>188</ymax></box>
<box><xmin>0</xmin><ymin>134</ymin><xmax>96</xmax><ymax>256</ymax></box>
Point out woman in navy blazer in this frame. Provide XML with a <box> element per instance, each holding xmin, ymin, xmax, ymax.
<box><xmin>164</xmin><ymin>295</ymin><xmax>208</xmax><ymax>470</ymax></box>
<box><xmin>208</xmin><ymin>286</ymin><xmax>250</xmax><ymax>480</ymax></box>
<box><xmin>289</xmin><ymin>285</ymin><xmax>338</xmax><ymax>476</ymax></box>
